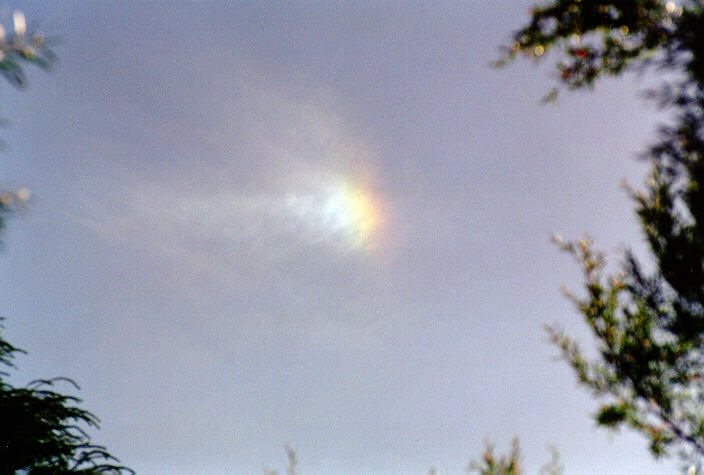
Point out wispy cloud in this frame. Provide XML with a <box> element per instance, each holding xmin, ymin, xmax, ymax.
<box><xmin>70</xmin><ymin>74</ymin><xmax>398</xmax><ymax>342</ymax></box>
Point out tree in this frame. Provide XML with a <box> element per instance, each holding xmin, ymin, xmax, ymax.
<box><xmin>0</xmin><ymin>12</ymin><xmax>132</xmax><ymax>474</ymax></box>
<box><xmin>467</xmin><ymin>438</ymin><xmax>522</xmax><ymax>475</ymax></box>
<box><xmin>498</xmin><ymin>0</ymin><xmax>704</xmax><ymax>465</ymax></box>
<box><xmin>466</xmin><ymin>439</ymin><xmax>563</xmax><ymax>475</ymax></box>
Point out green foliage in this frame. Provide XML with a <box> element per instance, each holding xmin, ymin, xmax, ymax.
<box><xmin>498</xmin><ymin>0</ymin><xmax>704</xmax><ymax>100</ymax></box>
<box><xmin>0</xmin><ymin>13</ymin><xmax>132</xmax><ymax>475</ymax></box>
<box><xmin>0</xmin><ymin>325</ymin><xmax>132</xmax><ymax>473</ymax></box>
<box><xmin>467</xmin><ymin>438</ymin><xmax>522</xmax><ymax>475</ymax></box>
<box><xmin>596</xmin><ymin>401</ymin><xmax>629</xmax><ymax>426</ymax></box>
<box><xmin>504</xmin><ymin>0</ymin><xmax>704</xmax><ymax>463</ymax></box>
<box><xmin>0</xmin><ymin>11</ymin><xmax>56</xmax><ymax>88</ymax></box>
<box><xmin>547</xmin><ymin>95</ymin><xmax>704</xmax><ymax>458</ymax></box>
<box><xmin>467</xmin><ymin>440</ymin><xmax>563</xmax><ymax>475</ymax></box>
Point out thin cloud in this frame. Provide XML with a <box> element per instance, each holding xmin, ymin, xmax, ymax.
<box><xmin>70</xmin><ymin>76</ymin><xmax>398</xmax><ymax>342</ymax></box>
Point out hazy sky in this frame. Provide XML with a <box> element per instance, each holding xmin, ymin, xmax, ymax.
<box><xmin>0</xmin><ymin>1</ymin><xmax>681</xmax><ymax>473</ymax></box>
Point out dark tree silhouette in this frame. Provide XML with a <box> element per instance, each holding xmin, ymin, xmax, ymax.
<box><xmin>501</xmin><ymin>0</ymin><xmax>704</xmax><ymax>464</ymax></box>
<box><xmin>0</xmin><ymin>12</ymin><xmax>132</xmax><ymax>474</ymax></box>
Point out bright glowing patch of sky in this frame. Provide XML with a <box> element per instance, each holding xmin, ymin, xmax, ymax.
<box><xmin>285</xmin><ymin>177</ymin><xmax>384</xmax><ymax>249</ymax></box>
<box><xmin>0</xmin><ymin>2</ymin><xmax>681</xmax><ymax>473</ymax></box>
<box><xmin>74</xmin><ymin>79</ymin><xmax>391</xmax><ymax>286</ymax></box>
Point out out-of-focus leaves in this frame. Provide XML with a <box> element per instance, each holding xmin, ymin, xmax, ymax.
<box><xmin>0</xmin><ymin>12</ymin><xmax>57</xmax><ymax>89</ymax></box>
<box><xmin>499</xmin><ymin>0</ymin><xmax>704</xmax><ymax>100</ymax></box>
<box><xmin>503</xmin><ymin>0</ymin><xmax>704</xmax><ymax>464</ymax></box>
<box><xmin>467</xmin><ymin>438</ymin><xmax>522</xmax><ymax>475</ymax></box>
<box><xmin>596</xmin><ymin>402</ymin><xmax>629</xmax><ymax>426</ymax></box>
<box><xmin>0</xmin><ymin>11</ymin><xmax>131</xmax><ymax>474</ymax></box>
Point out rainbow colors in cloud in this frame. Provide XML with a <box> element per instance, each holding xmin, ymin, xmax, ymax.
<box><xmin>77</xmin><ymin>77</ymin><xmax>392</xmax><ymax>265</ymax></box>
<box><xmin>285</xmin><ymin>175</ymin><xmax>385</xmax><ymax>252</ymax></box>
<box><xmin>323</xmin><ymin>179</ymin><xmax>382</xmax><ymax>248</ymax></box>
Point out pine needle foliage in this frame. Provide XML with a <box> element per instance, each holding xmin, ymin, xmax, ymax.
<box><xmin>467</xmin><ymin>438</ymin><xmax>522</xmax><ymax>475</ymax></box>
<box><xmin>502</xmin><ymin>0</ymin><xmax>704</xmax><ymax>462</ymax></box>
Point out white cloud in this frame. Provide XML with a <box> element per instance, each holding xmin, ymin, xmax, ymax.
<box><xmin>70</xmin><ymin>74</ymin><xmax>397</xmax><ymax>343</ymax></box>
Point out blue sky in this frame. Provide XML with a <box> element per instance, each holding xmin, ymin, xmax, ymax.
<box><xmin>0</xmin><ymin>1</ymin><xmax>682</xmax><ymax>473</ymax></box>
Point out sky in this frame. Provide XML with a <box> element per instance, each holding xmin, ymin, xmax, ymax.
<box><xmin>0</xmin><ymin>1</ymin><xmax>684</xmax><ymax>473</ymax></box>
